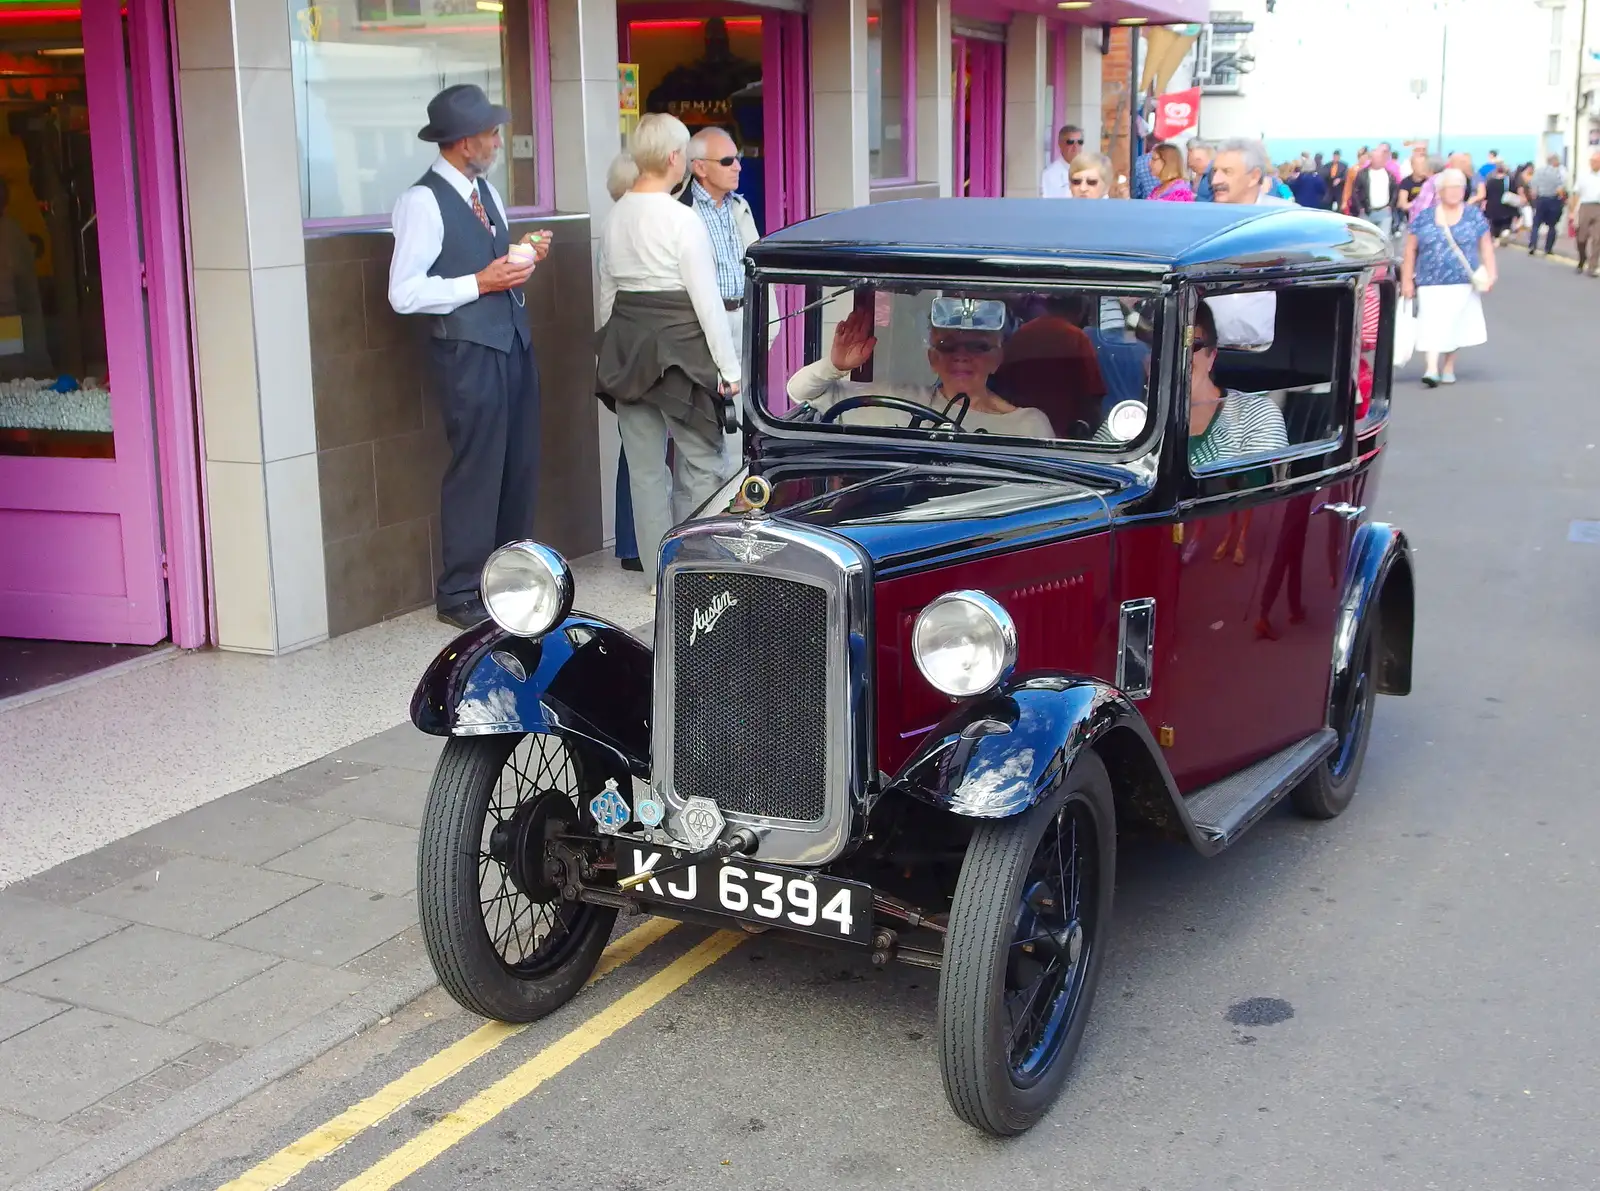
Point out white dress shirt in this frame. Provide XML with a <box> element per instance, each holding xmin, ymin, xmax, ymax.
<box><xmin>599</xmin><ymin>190</ymin><xmax>739</xmax><ymax>385</ymax></box>
<box><xmin>387</xmin><ymin>157</ymin><xmax>510</xmax><ymax>316</ymax></box>
<box><xmin>1041</xmin><ymin>157</ymin><xmax>1072</xmax><ymax>199</ymax></box>
<box><xmin>1575</xmin><ymin>172</ymin><xmax>1600</xmax><ymax>203</ymax></box>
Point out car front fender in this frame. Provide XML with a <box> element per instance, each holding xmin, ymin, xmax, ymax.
<box><xmin>889</xmin><ymin>673</ymin><xmax>1186</xmax><ymax>827</ymax></box>
<box><xmin>1337</xmin><ymin>522</ymin><xmax>1414</xmax><ymax>700</ymax></box>
<box><xmin>409</xmin><ymin>614</ymin><xmax>652</xmax><ymax>779</ymax></box>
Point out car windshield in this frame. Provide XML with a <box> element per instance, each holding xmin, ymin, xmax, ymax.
<box><xmin>752</xmin><ymin>280</ymin><xmax>1160</xmax><ymax>448</ymax></box>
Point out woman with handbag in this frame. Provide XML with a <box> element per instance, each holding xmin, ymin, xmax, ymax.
<box><xmin>1401</xmin><ymin>168</ymin><xmax>1496</xmax><ymax>387</ymax></box>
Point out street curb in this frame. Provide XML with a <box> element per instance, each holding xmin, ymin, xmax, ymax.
<box><xmin>8</xmin><ymin>957</ymin><xmax>440</xmax><ymax>1191</ymax></box>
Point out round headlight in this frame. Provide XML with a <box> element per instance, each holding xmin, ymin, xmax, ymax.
<box><xmin>912</xmin><ymin>590</ymin><xmax>1018</xmax><ymax>697</ymax></box>
<box><xmin>481</xmin><ymin>542</ymin><xmax>574</xmax><ymax>638</ymax></box>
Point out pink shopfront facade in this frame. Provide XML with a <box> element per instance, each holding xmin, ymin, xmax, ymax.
<box><xmin>0</xmin><ymin>0</ymin><xmax>207</xmax><ymax>649</ymax></box>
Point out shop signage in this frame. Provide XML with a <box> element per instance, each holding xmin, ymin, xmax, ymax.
<box><xmin>1209</xmin><ymin>21</ymin><xmax>1255</xmax><ymax>34</ymax></box>
<box><xmin>618</xmin><ymin>63</ymin><xmax>639</xmax><ymax>137</ymax></box>
<box><xmin>1153</xmin><ymin>87</ymin><xmax>1201</xmax><ymax>140</ymax></box>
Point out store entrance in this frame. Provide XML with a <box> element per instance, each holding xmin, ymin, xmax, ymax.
<box><xmin>620</xmin><ymin>4</ymin><xmax>810</xmax><ymax>378</ymax></box>
<box><xmin>620</xmin><ymin>6</ymin><xmax>809</xmax><ymax>237</ymax></box>
<box><xmin>0</xmin><ymin>3</ymin><xmax>165</xmax><ymax>646</ymax></box>
<box><xmin>952</xmin><ymin>35</ymin><xmax>1003</xmax><ymax>197</ymax></box>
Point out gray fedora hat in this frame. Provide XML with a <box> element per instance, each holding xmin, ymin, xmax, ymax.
<box><xmin>418</xmin><ymin>84</ymin><xmax>511</xmax><ymax>144</ymax></box>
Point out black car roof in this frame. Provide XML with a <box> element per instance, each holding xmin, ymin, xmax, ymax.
<box><xmin>749</xmin><ymin>198</ymin><xmax>1390</xmax><ymax>276</ymax></box>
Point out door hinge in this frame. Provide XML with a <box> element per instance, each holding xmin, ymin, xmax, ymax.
<box><xmin>1183</xmin><ymin>324</ymin><xmax>1194</xmax><ymax>348</ymax></box>
<box><xmin>140</xmin><ymin>263</ymin><xmax>149</xmax><ymax>290</ymax></box>
<box><xmin>160</xmin><ymin>552</ymin><xmax>169</xmax><ymax>578</ymax></box>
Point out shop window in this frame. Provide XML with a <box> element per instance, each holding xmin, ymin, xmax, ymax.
<box><xmin>287</xmin><ymin>0</ymin><xmax>552</xmax><ymax>222</ymax></box>
<box><xmin>868</xmin><ymin>0</ymin><xmax>915</xmax><ymax>183</ymax></box>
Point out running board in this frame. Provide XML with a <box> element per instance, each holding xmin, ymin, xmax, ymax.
<box><xmin>1183</xmin><ymin>729</ymin><xmax>1338</xmax><ymax>849</ymax></box>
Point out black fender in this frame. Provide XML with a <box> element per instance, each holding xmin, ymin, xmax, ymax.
<box><xmin>888</xmin><ymin>672</ymin><xmax>1211</xmax><ymax>850</ymax></box>
<box><xmin>1336</xmin><ymin>522</ymin><xmax>1414</xmax><ymax>705</ymax></box>
<box><xmin>409</xmin><ymin>614</ymin><xmax>653</xmax><ymax>780</ymax></box>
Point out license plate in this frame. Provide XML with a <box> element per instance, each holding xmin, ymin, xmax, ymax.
<box><xmin>615</xmin><ymin>845</ymin><xmax>873</xmax><ymax>944</ymax></box>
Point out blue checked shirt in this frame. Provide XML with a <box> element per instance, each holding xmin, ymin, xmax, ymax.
<box><xmin>1133</xmin><ymin>152</ymin><xmax>1157</xmax><ymax>200</ymax></box>
<box><xmin>691</xmin><ymin>181</ymin><xmax>744</xmax><ymax>303</ymax></box>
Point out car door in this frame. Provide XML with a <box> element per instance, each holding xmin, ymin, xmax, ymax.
<box><xmin>1141</xmin><ymin>281</ymin><xmax>1359</xmax><ymax>793</ymax></box>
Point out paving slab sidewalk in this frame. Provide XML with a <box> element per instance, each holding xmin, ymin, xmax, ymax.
<box><xmin>0</xmin><ymin>723</ymin><xmax>445</xmax><ymax>1191</ymax></box>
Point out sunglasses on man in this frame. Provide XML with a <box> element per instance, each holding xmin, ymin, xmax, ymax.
<box><xmin>702</xmin><ymin>153</ymin><xmax>742</xmax><ymax>167</ymax></box>
<box><xmin>1062</xmin><ymin>136</ymin><xmax>1085</xmax><ymax>146</ymax></box>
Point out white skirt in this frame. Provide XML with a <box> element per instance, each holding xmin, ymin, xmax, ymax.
<box><xmin>1414</xmin><ymin>283</ymin><xmax>1487</xmax><ymax>353</ymax></box>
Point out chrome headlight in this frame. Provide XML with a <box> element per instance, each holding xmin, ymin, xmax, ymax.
<box><xmin>481</xmin><ymin>542</ymin><xmax>574</xmax><ymax>638</ymax></box>
<box><xmin>912</xmin><ymin>590</ymin><xmax>1018</xmax><ymax>697</ymax></box>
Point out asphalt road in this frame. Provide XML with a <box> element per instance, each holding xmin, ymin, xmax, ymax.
<box><xmin>109</xmin><ymin>250</ymin><xmax>1600</xmax><ymax>1191</ymax></box>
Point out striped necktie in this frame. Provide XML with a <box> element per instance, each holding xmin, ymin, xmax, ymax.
<box><xmin>470</xmin><ymin>185</ymin><xmax>492</xmax><ymax>232</ymax></box>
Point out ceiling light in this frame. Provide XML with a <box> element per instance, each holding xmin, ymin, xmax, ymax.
<box><xmin>475</xmin><ymin>0</ymin><xmax>503</xmax><ymax>11</ymax></box>
<box><xmin>1116</xmin><ymin>16</ymin><xmax>1148</xmax><ymax>23</ymax></box>
<box><xmin>37</xmin><ymin>46</ymin><xmax>83</xmax><ymax>56</ymax></box>
<box><xmin>1056</xmin><ymin>2</ymin><xmax>1093</xmax><ymax>8</ymax></box>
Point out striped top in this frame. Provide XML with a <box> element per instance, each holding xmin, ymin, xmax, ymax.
<box><xmin>1188</xmin><ymin>391</ymin><xmax>1288</xmax><ymax>469</ymax></box>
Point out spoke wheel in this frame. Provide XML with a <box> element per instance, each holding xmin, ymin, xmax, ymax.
<box><xmin>419</xmin><ymin>733</ymin><xmax>617</xmax><ymax>1021</ymax></box>
<box><xmin>938</xmin><ymin>752</ymin><xmax>1116</xmax><ymax>1136</ymax></box>
<box><xmin>1292</xmin><ymin>624</ymin><xmax>1380</xmax><ymax>820</ymax></box>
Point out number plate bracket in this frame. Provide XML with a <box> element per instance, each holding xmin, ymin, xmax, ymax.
<box><xmin>614</xmin><ymin>846</ymin><xmax>875</xmax><ymax>944</ymax></box>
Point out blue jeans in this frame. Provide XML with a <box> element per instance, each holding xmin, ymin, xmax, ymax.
<box><xmin>1531</xmin><ymin>196</ymin><xmax>1563</xmax><ymax>253</ymax></box>
<box><xmin>614</xmin><ymin>445</ymin><xmax>637</xmax><ymax>560</ymax></box>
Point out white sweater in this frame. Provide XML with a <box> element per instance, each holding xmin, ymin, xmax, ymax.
<box><xmin>598</xmin><ymin>191</ymin><xmax>740</xmax><ymax>384</ymax></box>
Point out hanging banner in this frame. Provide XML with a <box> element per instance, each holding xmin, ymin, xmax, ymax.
<box><xmin>1153</xmin><ymin>87</ymin><xmax>1201</xmax><ymax>141</ymax></box>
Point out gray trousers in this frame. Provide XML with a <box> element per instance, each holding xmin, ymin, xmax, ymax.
<box><xmin>722</xmin><ymin>307</ymin><xmax>745</xmax><ymax>474</ymax></box>
<box><xmin>615</xmin><ymin>399</ymin><xmax>726</xmax><ymax>575</ymax></box>
<box><xmin>428</xmin><ymin>335</ymin><xmax>540</xmax><ymax>607</ymax></box>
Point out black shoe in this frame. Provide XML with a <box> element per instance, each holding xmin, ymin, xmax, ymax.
<box><xmin>437</xmin><ymin>597</ymin><xmax>490</xmax><ymax>630</ymax></box>
<box><xmin>619</xmin><ymin>556</ymin><xmax>644</xmax><ymax>572</ymax></box>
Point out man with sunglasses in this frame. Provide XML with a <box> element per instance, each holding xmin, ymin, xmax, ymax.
<box><xmin>1042</xmin><ymin>125</ymin><xmax>1086</xmax><ymax>198</ymax></box>
<box><xmin>683</xmin><ymin>126</ymin><xmax>760</xmax><ymax>469</ymax></box>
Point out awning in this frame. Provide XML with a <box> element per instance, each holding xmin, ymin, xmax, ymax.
<box><xmin>957</xmin><ymin>0</ymin><xmax>1210</xmax><ymax>26</ymax></box>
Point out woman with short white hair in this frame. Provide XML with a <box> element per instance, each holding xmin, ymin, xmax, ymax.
<box><xmin>1069</xmin><ymin>152</ymin><xmax>1115</xmax><ymax>198</ymax></box>
<box><xmin>1401</xmin><ymin>166</ymin><xmax>1496</xmax><ymax>386</ymax></box>
<box><xmin>595</xmin><ymin>113</ymin><xmax>739</xmax><ymax>587</ymax></box>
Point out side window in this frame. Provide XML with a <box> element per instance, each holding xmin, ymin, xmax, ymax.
<box><xmin>1357</xmin><ymin>275</ymin><xmax>1395</xmax><ymax>432</ymax></box>
<box><xmin>1189</xmin><ymin>285</ymin><xmax>1350</xmax><ymax>477</ymax></box>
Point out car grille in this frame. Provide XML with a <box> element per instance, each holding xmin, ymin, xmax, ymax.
<box><xmin>670</xmin><ymin>570</ymin><xmax>829</xmax><ymax>822</ymax></box>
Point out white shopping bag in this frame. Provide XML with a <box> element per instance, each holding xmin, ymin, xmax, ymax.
<box><xmin>1393</xmin><ymin>297</ymin><xmax>1417</xmax><ymax>368</ymax></box>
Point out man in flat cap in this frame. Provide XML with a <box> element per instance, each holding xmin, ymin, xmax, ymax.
<box><xmin>388</xmin><ymin>84</ymin><xmax>550</xmax><ymax>629</ymax></box>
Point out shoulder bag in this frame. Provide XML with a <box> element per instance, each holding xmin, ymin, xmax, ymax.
<box><xmin>1436</xmin><ymin>207</ymin><xmax>1491</xmax><ymax>292</ymax></box>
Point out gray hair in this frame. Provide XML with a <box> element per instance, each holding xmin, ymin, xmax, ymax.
<box><xmin>1188</xmin><ymin>138</ymin><xmax>1214</xmax><ymax>155</ymax></box>
<box><xmin>604</xmin><ymin>151</ymin><xmax>639</xmax><ymax>201</ymax></box>
<box><xmin>688</xmin><ymin>126</ymin><xmax>736</xmax><ymax>161</ymax></box>
<box><xmin>1435</xmin><ymin>167</ymin><xmax>1468</xmax><ymax>192</ymax></box>
<box><xmin>627</xmin><ymin>112</ymin><xmax>691</xmax><ymax>176</ymax></box>
<box><xmin>1216</xmin><ymin>137</ymin><xmax>1268</xmax><ymax>178</ymax></box>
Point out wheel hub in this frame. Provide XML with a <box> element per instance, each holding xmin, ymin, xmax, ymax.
<box><xmin>487</xmin><ymin>789</ymin><xmax>576</xmax><ymax>903</ymax></box>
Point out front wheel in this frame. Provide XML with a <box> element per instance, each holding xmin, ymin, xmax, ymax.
<box><xmin>418</xmin><ymin>733</ymin><xmax>618</xmax><ymax>1022</ymax></box>
<box><xmin>937</xmin><ymin>752</ymin><xmax>1116</xmax><ymax>1136</ymax></box>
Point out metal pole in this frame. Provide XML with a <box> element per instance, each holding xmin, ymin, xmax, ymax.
<box><xmin>1436</xmin><ymin>25</ymin><xmax>1446</xmax><ymax>152</ymax></box>
<box><xmin>1574</xmin><ymin>0</ymin><xmax>1590</xmax><ymax>186</ymax></box>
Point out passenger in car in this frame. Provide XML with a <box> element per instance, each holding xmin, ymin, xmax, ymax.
<box><xmin>788</xmin><ymin>303</ymin><xmax>1056</xmax><ymax>439</ymax></box>
<box><xmin>1187</xmin><ymin>299</ymin><xmax>1288</xmax><ymax>467</ymax></box>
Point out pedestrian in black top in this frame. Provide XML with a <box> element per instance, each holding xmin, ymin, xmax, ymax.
<box><xmin>389</xmin><ymin>84</ymin><xmax>550</xmax><ymax>629</ymax></box>
<box><xmin>1322</xmin><ymin>151</ymin><xmax>1348</xmax><ymax>212</ymax></box>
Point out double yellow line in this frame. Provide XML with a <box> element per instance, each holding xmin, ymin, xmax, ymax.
<box><xmin>221</xmin><ymin>918</ymin><xmax>739</xmax><ymax>1191</ymax></box>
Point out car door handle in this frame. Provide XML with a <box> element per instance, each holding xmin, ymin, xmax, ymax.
<box><xmin>1316</xmin><ymin>502</ymin><xmax>1366</xmax><ymax>520</ymax></box>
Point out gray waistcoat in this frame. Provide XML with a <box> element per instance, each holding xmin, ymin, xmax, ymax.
<box><xmin>415</xmin><ymin>170</ymin><xmax>531</xmax><ymax>352</ymax></box>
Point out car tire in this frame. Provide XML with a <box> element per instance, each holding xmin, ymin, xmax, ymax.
<box><xmin>1292</xmin><ymin>624</ymin><xmax>1380</xmax><ymax>820</ymax></box>
<box><xmin>418</xmin><ymin>733</ymin><xmax>617</xmax><ymax>1022</ymax></box>
<box><xmin>937</xmin><ymin>751</ymin><xmax>1116</xmax><ymax>1136</ymax></box>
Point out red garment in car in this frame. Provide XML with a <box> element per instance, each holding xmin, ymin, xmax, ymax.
<box><xmin>992</xmin><ymin>316</ymin><xmax>1108</xmax><ymax>437</ymax></box>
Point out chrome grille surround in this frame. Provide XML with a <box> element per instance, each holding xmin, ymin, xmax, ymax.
<box><xmin>653</xmin><ymin>517</ymin><xmax>873</xmax><ymax>866</ymax></box>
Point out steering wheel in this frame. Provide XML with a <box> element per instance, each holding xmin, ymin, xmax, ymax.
<box><xmin>818</xmin><ymin>393</ymin><xmax>970</xmax><ymax>430</ymax></box>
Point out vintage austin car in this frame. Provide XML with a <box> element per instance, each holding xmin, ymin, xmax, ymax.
<box><xmin>410</xmin><ymin>200</ymin><xmax>1414</xmax><ymax>1136</ymax></box>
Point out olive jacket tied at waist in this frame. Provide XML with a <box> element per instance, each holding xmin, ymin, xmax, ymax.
<box><xmin>594</xmin><ymin>290</ymin><xmax>725</xmax><ymax>438</ymax></box>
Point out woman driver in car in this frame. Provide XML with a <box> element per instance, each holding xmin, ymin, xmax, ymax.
<box><xmin>786</xmin><ymin>298</ymin><xmax>1055</xmax><ymax>438</ymax></box>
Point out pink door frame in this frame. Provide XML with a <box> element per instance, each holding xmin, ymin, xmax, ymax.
<box><xmin>131</xmin><ymin>0</ymin><xmax>209</xmax><ymax>649</ymax></box>
<box><xmin>0</xmin><ymin>2</ymin><xmax>172</xmax><ymax>646</ymax></box>
<box><xmin>954</xmin><ymin>36</ymin><xmax>1004</xmax><ymax>197</ymax></box>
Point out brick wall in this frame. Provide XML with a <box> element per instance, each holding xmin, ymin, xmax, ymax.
<box><xmin>303</xmin><ymin>219</ymin><xmax>601</xmax><ymax>636</ymax></box>
<box><xmin>1100</xmin><ymin>27</ymin><xmax>1134</xmax><ymax>187</ymax></box>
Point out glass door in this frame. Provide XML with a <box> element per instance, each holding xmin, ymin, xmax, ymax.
<box><xmin>0</xmin><ymin>1</ymin><xmax>165</xmax><ymax>644</ymax></box>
